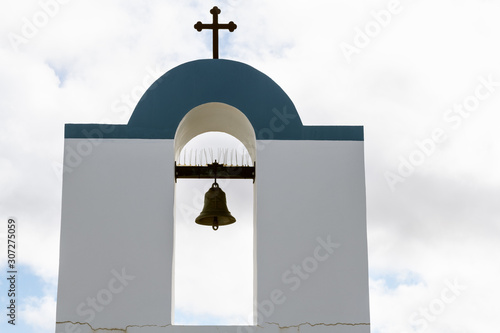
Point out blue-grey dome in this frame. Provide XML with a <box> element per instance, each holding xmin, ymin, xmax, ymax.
<box><xmin>128</xmin><ymin>59</ymin><xmax>302</xmax><ymax>140</ymax></box>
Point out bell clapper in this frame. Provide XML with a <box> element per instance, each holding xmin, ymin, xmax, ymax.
<box><xmin>212</xmin><ymin>216</ymin><xmax>219</xmax><ymax>231</ymax></box>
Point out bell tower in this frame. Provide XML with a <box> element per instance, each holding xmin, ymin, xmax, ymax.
<box><xmin>56</xmin><ymin>9</ymin><xmax>370</xmax><ymax>332</ymax></box>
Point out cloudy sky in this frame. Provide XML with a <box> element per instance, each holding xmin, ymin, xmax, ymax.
<box><xmin>1</xmin><ymin>0</ymin><xmax>499</xmax><ymax>332</ymax></box>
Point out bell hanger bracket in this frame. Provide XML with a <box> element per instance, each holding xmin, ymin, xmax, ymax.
<box><xmin>175</xmin><ymin>161</ymin><xmax>255</xmax><ymax>182</ymax></box>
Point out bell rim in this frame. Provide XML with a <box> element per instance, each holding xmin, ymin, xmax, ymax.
<box><xmin>195</xmin><ymin>214</ymin><xmax>236</xmax><ymax>226</ymax></box>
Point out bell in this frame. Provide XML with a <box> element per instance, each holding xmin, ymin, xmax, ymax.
<box><xmin>195</xmin><ymin>182</ymin><xmax>236</xmax><ymax>230</ymax></box>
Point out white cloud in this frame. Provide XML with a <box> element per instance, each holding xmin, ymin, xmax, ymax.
<box><xmin>21</xmin><ymin>295</ymin><xmax>56</xmax><ymax>333</ymax></box>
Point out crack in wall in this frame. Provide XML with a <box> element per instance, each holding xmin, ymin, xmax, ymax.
<box><xmin>265</xmin><ymin>321</ymin><xmax>370</xmax><ymax>329</ymax></box>
<box><xmin>56</xmin><ymin>321</ymin><xmax>172</xmax><ymax>332</ymax></box>
<box><xmin>57</xmin><ymin>321</ymin><xmax>370</xmax><ymax>332</ymax></box>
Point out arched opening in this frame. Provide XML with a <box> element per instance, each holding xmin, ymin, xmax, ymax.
<box><xmin>174</xmin><ymin>102</ymin><xmax>256</xmax><ymax>161</ymax></box>
<box><xmin>173</xmin><ymin>103</ymin><xmax>256</xmax><ymax>325</ymax></box>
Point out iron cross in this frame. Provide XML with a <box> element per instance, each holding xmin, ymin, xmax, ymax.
<box><xmin>194</xmin><ymin>6</ymin><xmax>237</xmax><ymax>59</ymax></box>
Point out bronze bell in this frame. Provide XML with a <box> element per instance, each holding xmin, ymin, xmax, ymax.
<box><xmin>195</xmin><ymin>182</ymin><xmax>236</xmax><ymax>230</ymax></box>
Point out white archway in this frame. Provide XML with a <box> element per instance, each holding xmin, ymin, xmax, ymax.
<box><xmin>174</xmin><ymin>102</ymin><xmax>257</xmax><ymax>163</ymax></box>
<box><xmin>173</xmin><ymin>102</ymin><xmax>257</xmax><ymax>325</ymax></box>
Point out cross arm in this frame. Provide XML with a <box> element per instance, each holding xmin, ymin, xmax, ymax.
<box><xmin>194</xmin><ymin>22</ymin><xmax>211</xmax><ymax>31</ymax></box>
<box><xmin>219</xmin><ymin>22</ymin><xmax>237</xmax><ymax>32</ymax></box>
<box><xmin>194</xmin><ymin>21</ymin><xmax>237</xmax><ymax>32</ymax></box>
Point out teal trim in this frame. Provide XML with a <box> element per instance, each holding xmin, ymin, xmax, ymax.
<box><xmin>64</xmin><ymin>124</ymin><xmax>172</xmax><ymax>139</ymax></box>
<box><xmin>65</xmin><ymin>59</ymin><xmax>364</xmax><ymax>141</ymax></box>
<box><xmin>65</xmin><ymin>123</ymin><xmax>363</xmax><ymax>140</ymax></box>
<box><xmin>302</xmin><ymin>126</ymin><xmax>364</xmax><ymax>141</ymax></box>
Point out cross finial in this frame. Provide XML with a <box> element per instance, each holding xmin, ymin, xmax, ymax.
<box><xmin>194</xmin><ymin>6</ymin><xmax>237</xmax><ymax>59</ymax></box>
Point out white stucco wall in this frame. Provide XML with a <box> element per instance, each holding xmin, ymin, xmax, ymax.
<box><xmin>56</xmin><ymin>138</ymin><xmax>369</xmax><ymax>333</ymax></box>
<box><xmin>255</xmin><ymin>140</ymin><xmax>369</xmax><ymax>330</ymax></box>
<box><xmin>56</xmin><ymin>139</ymin><xmax>175</xmax><ymax>331</ymax></box>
